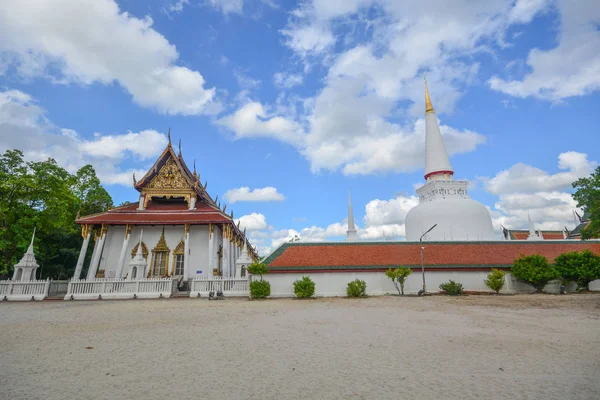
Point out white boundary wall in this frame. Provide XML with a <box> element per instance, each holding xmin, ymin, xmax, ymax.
<box><xmin>65</xmin><ymin>278</ymin><xmax>172</xmax><ymax>300</ymax></box>
<box><xmin>262</xmin><ymin>271</ymin><xmax>600</xmax><ymax>297</ymax></box>
<box><xmin>0</xmin><ymin>279</ymin><xmax>50</xmax><ymax>301</ymax></box>
<box><xmin>190</xmin><ymin>277</ymin><xmax>249</xmax><ymax>298</ymax></box>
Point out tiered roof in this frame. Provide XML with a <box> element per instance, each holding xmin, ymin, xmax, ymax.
<box><xmin>264</xmin><ymin>241</ymin><xmax>600</xmax><ymax>273</ymax></box>
<box><xmin>506</xmin><ymin>230</ymin><xmax>566</xmax><ymax>240</ymax></box>
<box><xmin>76</xmin><ymin>133</ymin><xmax>258</xmax><ymax>259</ymax></box>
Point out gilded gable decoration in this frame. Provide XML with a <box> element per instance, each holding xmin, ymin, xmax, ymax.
<box><xmin>131</xmin><ymin>242</ymin><xmax>149</xmax><ymax>260</ymax></box>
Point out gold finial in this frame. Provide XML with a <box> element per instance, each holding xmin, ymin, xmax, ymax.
<box><xmin>424</xmin><ymin>78</ymin><xmax>434</xmax><ymax>114</ymax></box>
<box><xmin>168</xmin><ymin>128</ymin><xmax>171</xmax><ymax>146</ymax></box>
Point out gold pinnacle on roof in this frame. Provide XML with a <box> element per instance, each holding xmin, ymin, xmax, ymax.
<box><xmin>424</xmin><ymin>78</ymin><xmax>434</xmax><ymax>114</ymax></box>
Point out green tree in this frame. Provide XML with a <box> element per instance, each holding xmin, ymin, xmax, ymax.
<box><xmin>572</xmin><ymin>166</ymin><xmax>600</xmax><ymax>239</ymax></box>
<box><xmin>484</xmin><ymin>269</ymin><xmax>506</xmax><ymax>294</ymax></box>
<box><xmin>0</xmin><ymin>150</ymin><xmax>112</xmax><ymax>279</ymax></box>
<box><xmin>555</xmin><ymin>250</ymin><xmax>600</xmax><ymax>291</ymax></box>
<box><xmin>511</xmin><ymin>254</ymin><xmax>558</xmax><ymax>292</ymax></box>
<box><xmin>385</xmin><ymin>266</ymin><xmax>412</xmax><ymax>295</ymax></box>
<box><xmin>248</xmin><ymin>259</ymin><xmax>268</xmax><ymax>280</ymax></box>
<box><xmin>347</xmin><ymin>279</ymin><xmax>367</xmax><ymax>297</ymax></box>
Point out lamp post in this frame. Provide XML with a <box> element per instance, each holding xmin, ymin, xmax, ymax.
<box><xmin>419</xmin><ymin>224</ymin><xmax>437</xmax><ymax>295</ymax></box>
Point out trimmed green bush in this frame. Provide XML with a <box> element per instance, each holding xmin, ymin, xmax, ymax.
<box><xmin>555</xmin><ymin>250</ymin><xmax>600</xmax><ymax>291</ymax></box>
<box><xmin>511</xmin><ymin>254</ymin><xmax>558</xmax><ymax>292</ymax></box>
<box><xmin>439</xmin><ymin>280</ymin><xmax>463</xmax><ymax>295</ymax></box>
<box><xmin>250</xmin><ymin>280</ymin><xmax>271</xmax><ymax>299</ymax></box>
<box><xmin>293</xmin><ymin>276</ymin><xmax>315</xmax><ymax>298</ymax></box>
<box><xmin>346</xmin><ymin>279</ymin><xmax>367</xmax><ymax>297</ymax></box>
<box><xmin>385</xmin><ymin>266</ymin><xmax>412</xmax><ymax>295</ymax></box>
<box><xmin>485</xmin><ymin>269</ymin><xmax>506</xmax><ymax>294</ymax></box>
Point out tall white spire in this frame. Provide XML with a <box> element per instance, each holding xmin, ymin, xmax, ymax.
<box><xmin>527</xmin><ymin>214</ymin><xmax>540</xmax><ymax>240</ymax></box>
<box><xmin>346</xmin><ymin>191</ymin><xmax>359</xmax><ymax>241</ymax></box>
<box><xmin>424</xmin><ymin>80</ymin><xmax>454</xmax><ymax>181</ymax></box>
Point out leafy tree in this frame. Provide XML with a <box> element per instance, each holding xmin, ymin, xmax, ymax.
<box><xmin>484</xmin><ymin>269</ymin><xmax>506</xmax><ymax>294</ymax></box>
<box><xmin>385</xmin><ymin>266</ymin><xmax>412</xmax><ymax>295</ymax></box>
<box><xmin>511</xmin><ymin>254</ymin><xmax>558</xmax><ymax>292</ymax></box>
<box><xmin>248</xmin><ymin>260</ymin><xmax>268</xmax><ymax>280</ymax></box>
<box><xmin>0</xmin><ymin>150</ymin><xmax>112</xmax><ymax>279</ymax></box>
<box><xmin>555</xmin><ymin>250</ymin><xmax>600</xmax><ymax>291</ymax></box>
<box><xmin>293</xmin><ymin>276</ymin><xmax>315</xmax><ymax>298</ymax></box>
<box><xmin>572</xmin><ymin>166</ymin><xmax>600</xmax><ymax>239</ymax></box>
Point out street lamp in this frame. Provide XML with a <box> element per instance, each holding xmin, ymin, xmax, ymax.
<box><xmin>419</xmin><ymin>224</ymin><xmax>437</xmax><ymax>295</ymax></box>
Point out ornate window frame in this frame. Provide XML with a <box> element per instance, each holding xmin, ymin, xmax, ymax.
<box><xmin>172</xmin><ymin>240</ymin><xmax>185</xmax><ymax>276</ymax></box>
<box><xmin>150</xmin><ymin>230</ymin><xmax>170</xmax><ymax>277</ymax></box>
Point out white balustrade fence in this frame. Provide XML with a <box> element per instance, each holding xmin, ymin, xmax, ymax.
<box><xmin>0</xmin><ymin>279</ymin><xmax>50</xmax><ymax>301</ymax></box>
<box><xmin>65</xmin><ymin>278</ymin><xmax>172</xmax><ymax>300</ymax></box>
<box><xmin>190</xmin><ymin>276</ymin><xmax>249</xmax><ymax>298</ymax></box>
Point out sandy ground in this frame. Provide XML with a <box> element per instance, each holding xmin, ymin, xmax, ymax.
<box><xmin>1</xmin><ymin>294</ymin><xmax>600</xmax><ymax>400</ymax></box>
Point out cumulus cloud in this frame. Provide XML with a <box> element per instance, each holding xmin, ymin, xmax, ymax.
<box><xmin>273</xmin><ymin>72</ymin><xmax>303</xmax><ymax>89</ymax></box>
<box><xmin>484</xmin><ymin>152</ymin><xmax>596</xmax><ymax>231</ymax></box>
<box><xmin>0</xmin><ymin>0</ymin><xmax>218</xmax><ymax>115</ymax></box>
<box><xmin>236</xmin><ymin>213</ymin><xmax>268</xmax><ymax>231</ymax></box>
<box><xmin>490</xmin><ymin>0</ymin><xmax>600</xmax><ymax>101</ymax></box>
<box><xmin>215</xmin><ymin>102</ymin><xmax>304</xmax><ymax>145</ymax></box>
<box><xmin>483</xmin><ymin>151</ymin><xmax>596</xmax><ymax>195</ymax></box>
<box><xmin>224</xmin><ymin>187</ymin><xmax>285</xmax><ymax>203</ymax></box>
<box><xmin>0</xmin><ymin>88</ymin><xmax>166</xmax><ymax>186</ymax></box>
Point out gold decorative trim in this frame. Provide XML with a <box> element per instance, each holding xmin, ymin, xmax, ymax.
<box><xmin>149</xmin><ymin>228</ymin><xmax>170</xmax><ymax>277</ymax></box>
<box><xmin>131</xmin><ymin>242</ymin><xmax>149</xmax><ymax>260</ymax></box>
<box><xmin>81</xmin><ymin>224</ymin><xmax>91</xmax><ymax>239</ymax></box>
<box><xmin>172</xmin><ymin>240</ymin><xmax>185</xmax><ymax>276</ymax></box>
<box><xmin>425</xmin><ymin>79</ymin><xmax>435</xmax><ymax>114</ymax></box>
<box><xmin>125</xmin><ymin>224</ymin><xmax>132</xmax><ymax>239</ymax></box>
<box><xmin>100</xmin><ymin>224</ymin><xmax>108</xmax><ymax>237</ymax></box>
<box><xmin>209</xmin><ymin>223</ymin><xmax>214</xmax><ymax>239</ymax></box>
<box><xmin>184</xmin><ymin>224</ymin><xmax>191</xmax><ymax>237</ymax></box>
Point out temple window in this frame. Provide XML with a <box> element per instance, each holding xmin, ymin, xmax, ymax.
<box><xmin>150</xmin><ymin>229</ymin><xmax>170</xmax><ymax>277</ymax></box>
<box><xmin>172</xmin><ymin>240</ymin><xmax>185</xmax><ymax>276</ymax></box>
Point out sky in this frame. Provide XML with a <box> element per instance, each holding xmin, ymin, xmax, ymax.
<box><xmin>0</xmin><ymin>0</ymin><xmax>599</xmax><ymax>255</ymax></box>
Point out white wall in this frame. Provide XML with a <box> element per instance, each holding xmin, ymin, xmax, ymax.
<box><xmin>262</xmin><ymin>271</ymin><xmax>600</xmax><ymax>297</ymax></box>
<box><xmin>96</xmin><ymin>225</ymin><xmax>218</xmax><ymax>279</ymax></box>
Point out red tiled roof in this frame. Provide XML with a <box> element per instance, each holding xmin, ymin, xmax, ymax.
<box><xmin>76</xmin><ymin>200</ymin><xmax>230</xmax><ymax>225</ymax></box>
<box><xmin>508</xmin><ymin>230</ymin><xmax>565</xmax><ymax>240</ymax></box>
<box><xmin>265</xmin><ymin>241</ymin><xmax>600</xmax><ymax>272</ymax></box>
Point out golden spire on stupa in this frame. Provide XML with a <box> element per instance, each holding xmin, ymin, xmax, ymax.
<box><xmin>424</xmin><ymin>78</ymin><xmax>434</xmax><ymax>114</ymax></box>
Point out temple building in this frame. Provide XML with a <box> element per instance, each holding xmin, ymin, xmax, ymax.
<box><xmin>74</xmin><ymin>134</ymin><xmax>258</xmax><ymax>286</ymax></box>
<box><xmin>405</xmin><ymin>81</ymin><xmax>496</xmax><ymax>241</ymax></box>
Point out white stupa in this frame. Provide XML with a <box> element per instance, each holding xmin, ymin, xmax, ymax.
<box><xmin>405</xmin><ymin>81</ymin><xmax>496</xmax><ymax>241</ymax></box>
<box><xmin>12</xmin><ymin>228</ymin><xmax>40</xmax><ymax>281</ymax></box>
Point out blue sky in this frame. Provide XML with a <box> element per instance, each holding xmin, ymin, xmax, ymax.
<box><xmin>0</xmin><ymin>0</ymin><xmax>598</xmax><ymax>254</ymax></box>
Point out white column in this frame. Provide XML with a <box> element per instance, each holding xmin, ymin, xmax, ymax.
<box><xmin>222</xmin><ymin>231</ymin><xmax>230</xmax><ymax>277</ymax></box>
<box><xmin>208</xmin><ymin>224</ymin><xmax>214</xmax><ymax>276</ymax></box>
<box><xmin>229</xmin><ymin>239</ymin><xmax>235</xmax><ymax>277</ymax></box>
<box><xmin>183</xmin><ymin>224</ymin><xmax>190</xmax><ymax>279</ymax></box>
<box><xmin>73</xmin><ymin>228</ymin><xmax>91</xmax><ymax>279</ymax></box>
<box><xmin>87</xmin><ymin>226</ymin><xmax>108</xmax><ymax>280</ymax></box>
<box><xmin>85</xmin><ymin>235</ymin><xmax>100</xmax><ymax>280</ymax></box>
<box><xmin>115</xmin><ymin>226</ymin><xmax>131</xmax><ymax>279</ymax></box>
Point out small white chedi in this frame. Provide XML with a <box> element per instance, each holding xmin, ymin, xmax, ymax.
<box><xmin>12</xmin><ymin>228</ymin><xmax>40</xmax><ymax>281</ymax></box>
<box><xmin>405</xmin><ymin>81</ymin><xmax>496</xmax><ymax>241</ymax></box>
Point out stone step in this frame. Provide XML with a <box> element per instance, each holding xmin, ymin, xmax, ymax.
<box><xmin>172</xmin><ymin>291</ymin><xmax>190</xmax><ymax>298</ymax></box>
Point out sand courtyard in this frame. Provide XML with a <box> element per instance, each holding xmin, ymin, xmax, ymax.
<box><xmin>1</xmin><ymin>294</ymin><xmax>599</xmax><ymax>400</ymax></box>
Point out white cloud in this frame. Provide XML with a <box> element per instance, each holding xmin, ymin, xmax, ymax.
<box><xmin>224</xmin><ymin>187</ymin><xmax>285</xmax><ymax>203</ymax></box>
<box><xmin>0</xmin><ymin>88</ymin><xmax>166</xmax><ymax>186</ymax></box>
<box><xmin>281</xmin><ymin>24</ymin><xmax>336</xmax><ymax>58</ymax></box>
<box><xmin>167</xmin><ymin>0</ymin><xmax>190</xmax><ymax>14</ymax></box>
<box><xmin>236</xmin><ymin>213</ymin><xmax>268</xmax><ymax>231</ymax></box>
<box><xmin>483</xmin><ymin>152</ymin><xmax>596</xmax><ymax>195</ymax></box>
<box><xmin>489</xmin><ymin>0</ymin><xmax>600</xmax><ymax>101</ymax></box>
<box><xmin>273</xmin><ymin>72</ymin><xmax>304</xmax><ymax>89</ymax></box>
<box><xmin>215</xmin><ymin>102</ymin><xmax>304</xmax><ymax>145</ymax></box>
<box><xmin>0</xmin><ymin>0</ymin><xmax>218</xmax><ymax>115</ymax></box>
<box><xmin>508</xmin><ymin>0</ymin><xmax>551</xmax><ymax>24</ymax></box>
<box><xmin>207</xmin><ymin>0</ymin><xmax>244</xmax><ymax>15</ymax></box>
<box><xmin>484</xmin><ymin>152</ymin><xmax>596</xmax><ymax>231</ymax></box>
